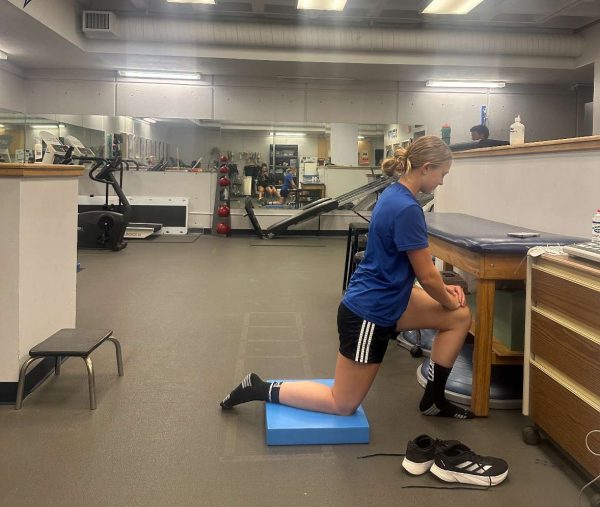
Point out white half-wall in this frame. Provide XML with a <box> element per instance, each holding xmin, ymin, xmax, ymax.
<box><xmin>0</xmin><ymin>175</ymin><xmax>78</xmax><ymax>382</ymax></box>
<box><xmin>435</xmin><ymin>151</ymin><xmax>600</xmax><ymax>238</ymax></box>
<box><xmin>79</xmin><ymin>170</ymin><xmax>217</xmax><ymax>229</ymax></box>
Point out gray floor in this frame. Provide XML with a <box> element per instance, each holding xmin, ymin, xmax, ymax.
<box><xmin>0</xmin><ymin>236</ymin><xmax>589</xmax><ymax>506</ymax></box>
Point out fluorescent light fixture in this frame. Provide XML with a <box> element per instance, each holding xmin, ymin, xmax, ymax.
<box><xmin>297</xmin><ymin>0</ymin><xmax>347</xmax><ymax>11</ymax></box>
<box><xmin>142</xmin><ymin>118</ymin><xmax>157</xmax><ymax>124</ymax></box>
<box><xmin>426</xmin><ymin>80</ymin><xmax>505</xmax><ymax>88</ymax></box>
<box><xmin>118</xmin><ymin>70</ymin><xmax>201</xmax><ymax>80</ymax></box>
<box><xmin>166</xmin><ymin>0</ymin><xmax>215</xmax><ymax>3</ymax></box>
<box><xmin>357</xmin><ymin>136</ymin><xmax>365</xmax><ymax>140</ymax></box>
<box><xmin>0</xmin><ymin>124</ymin><xmax>4</xmax><ymax>128</ymax></box>
<box><xmin>30</xmin><ymin>124</ymin><xmax>66</xmax><ymax>128</ymax></box>
<box><xmin>0</xmin><ymin>50</ymin><xmax>7</xmax><ymax>60</ymax></box>
<box><xmin>423</xmin><ymin>0</ymin><xmax>484</xmax><ymax>15</ymax></box>
<box><xmin>269</xmin><ymin>132</ymin><xmax>306</xmax><ymax>137</ymax></box>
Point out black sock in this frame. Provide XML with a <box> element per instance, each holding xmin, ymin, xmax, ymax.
<box><xmin>419</xmin><ymin>360</ymin><xmax>474</xmax><ymax>419</ymax></box>
<box><xmin>220</xmin><ymin>373</ymin><xmax>282</xmax><ymax>409</ymax></box>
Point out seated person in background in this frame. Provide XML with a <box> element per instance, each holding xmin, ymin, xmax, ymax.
<box><xmin>470</xmin><ymin>124</ymin><xmax>489</xmax><ymax>142</ymax></box>
<box><xmin>450</xmin><ymin>125</ymin><xmax>509</xmax><ymax>151</ymax></box>
<box><xmin>278</xmin><ymin>167</ymin><xmax>297</xmax><ymax>204</ymax></box>
<box><xmin>256</xmin><ymin>163</ymin><xmax>278</xmax><ymax>203</ymax></box>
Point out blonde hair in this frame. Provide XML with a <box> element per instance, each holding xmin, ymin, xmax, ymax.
<box><xmin>381</xmin><ymin>136</ymin><xmax>452</xmax><ymax>178</ymax></box>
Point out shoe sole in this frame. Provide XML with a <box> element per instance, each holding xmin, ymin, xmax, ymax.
<box><xmin>402</xmin><ymin>458</ymin><xmax>434</xmax><ymax>476</ymax></box>
<box><xmin>430</xmin><ymin>463</ymin><xmax>508</xmax><ymax>486</ymax></box>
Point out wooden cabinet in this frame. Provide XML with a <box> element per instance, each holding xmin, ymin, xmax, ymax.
<box><xmin>524</xmin><ymin>254</ymin><xmax>600</xmax><ymax>477</ymax></box>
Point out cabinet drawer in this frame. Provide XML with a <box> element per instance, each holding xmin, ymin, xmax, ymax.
<box><xmin>530</xmin><ymin>364</ymin><xmax>600</xmax><ymax>477</ymax></box>
<box><xmin>531</xmin><ymin>310</ymin><xmax>600</xmax><ymax>398</ymax></box>
<box><xmin>531</xmin><ymin>267</ymin><xmax>600</xmax><ymax>331</ymax></box>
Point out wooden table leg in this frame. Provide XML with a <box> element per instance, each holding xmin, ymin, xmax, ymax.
<box><xmin>472</xmin><ymin>279</ymin><xmax>495</xmax><ymax>416</ymax></box>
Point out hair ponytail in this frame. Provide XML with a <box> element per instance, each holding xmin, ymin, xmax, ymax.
<box><xmin>381</xmin><ymin>147</ymin><xmax>409</xmax><ymax>177</ymax></box>
<box><xmin>380</xmin><ymin>136</ymin><xmax>452</xmax><ymax>177</ymax></box>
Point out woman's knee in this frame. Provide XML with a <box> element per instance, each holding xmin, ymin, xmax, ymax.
<box><xmin>332</xmin><ymin>401</ymin><xmax>359</xmax><ymax>416</ymax></box>
<box><xmin>453</xmin><ymin>305</ymin><xmax>472</xmax><ymax>330</ymax></box>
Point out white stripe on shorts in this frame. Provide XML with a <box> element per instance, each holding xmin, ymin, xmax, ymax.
<box><xmin>355</xmin><ymin>320</ymin><xmax>375</xmax><ymax>363</ymax></box>
<box><xmin>354</xmin><ymin>320</ymin><xmax>369</xmax><ymax>362</ymax></box>
<box><xmin>361</xmin><ymin>322</ymin><xmax>375</xmax><ymax>363</ymax></box>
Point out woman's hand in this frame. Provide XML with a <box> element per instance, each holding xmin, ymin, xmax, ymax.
<box><xmin>445</xmin><ymin>285</ymin><xmax>466</xmax><ymax>307</ymax></box>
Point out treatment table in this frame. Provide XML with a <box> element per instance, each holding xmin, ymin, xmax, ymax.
<box><xmin>425</xmin><ymin>213</ymin><xmax>583</xmax><ymax>416</ymax></box>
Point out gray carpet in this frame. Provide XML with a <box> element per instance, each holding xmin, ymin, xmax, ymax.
<box><xmin>0</xmin><ymin>236</ymin><xmax>587</xmax><ymax>507</ymax></box>
<box><xmin>131</xmin><ymin>233</ymin><xmax>202</xmax><ymax>243</ymax></box>
<box><xmin>250</xmin><ymin>240</ymin><xmax>325</xmax><ymax>247</ymax></box>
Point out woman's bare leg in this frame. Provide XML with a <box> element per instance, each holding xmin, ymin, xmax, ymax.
<box><xmin>278</xmin><ymin>353</ymin><xmax>380</xmax><ymax>415</ymax></box>
<box><xmin>396</xmin><ymin>286</ymin><xmax>473</xmax><ymax>418</ymax></box>
<box><xmin>396</xmin><ymin>286</ymin><xmax>471</xmax><ymax>367</ymax></box>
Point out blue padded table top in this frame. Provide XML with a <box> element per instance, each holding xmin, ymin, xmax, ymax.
<box><xmin>425</xmin><ymin>213</ymin><xmax>585</xmax><ymax>254</ymax></box>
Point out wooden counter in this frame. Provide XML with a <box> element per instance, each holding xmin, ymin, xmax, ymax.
<box><xmin>0</xmin><ymin>163</ymin><xmax>84</xmax><ymax>177</ymax></box>
<box><xmin>453</xmin><ymin>135</ymin><xmax>600</xmax><ymax>159</ymax></box>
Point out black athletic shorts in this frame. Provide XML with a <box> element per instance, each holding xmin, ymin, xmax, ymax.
<box><xmin>280</xmin><ymin>188</ymin><xmax>290</xmax><ymax>198</ymax></box>
<box><xmin>337</xmin><ymin>302</ymin><xmax>397</xmax><ymax>364</ymax></box>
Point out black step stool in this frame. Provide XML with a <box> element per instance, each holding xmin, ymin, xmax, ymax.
<box><xmin>15</xmin><ymin>329</ymin><xmax>123</xmax><ymax>410</ymax></box>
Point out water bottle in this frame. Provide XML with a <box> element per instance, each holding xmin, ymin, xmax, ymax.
<box><xmin>441</xmin><ymin>123</ymin><xmax>451</xmax><ymax>145</ymax></box>
<box><xmin>593</xmin><ymin>209</ymin><xmax>600</xmax><ymax>243</ymax></box>
<box><xmin>510</xmin><ymin>115</ymin><xmax>525</xmax><ymax>145</ymax></box>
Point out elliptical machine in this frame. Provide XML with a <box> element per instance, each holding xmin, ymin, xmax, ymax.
<box><xmin>77</xmin><ymin>157</ymin><xmax>130</xmax><ymax>251</ymax></box>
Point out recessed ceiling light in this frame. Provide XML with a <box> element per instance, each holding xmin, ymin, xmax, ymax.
<box><xmin>142</xmin><ymin>118</ymin><xmax>158</xmax><ymax>124</ymax></box>
<box><xmin>166</xmin><ymin>0</ymin><xmax>215</xmax><ymax>4</ymax></box>
<box><xmin>118</xmin><ymin>70</ymin><xmax>201</xmax><ymax>80</ymax></box>
<box><xmin>426</xmin><ymin>80</ymin><xmax>505</xmax><ymax>88</ymax></box>
<box><xmin>0</xmin><ymin>50</ymin><xmax>7</xmax><ymax>60</ymax></box>
<box><xmin>423</xmin><ymin>0</ymin><xmax>484</xmax><ymax>15</ymax></box>
<box><xmin>297</xmin><ymin>0</ymin><xmax>347</xmax><ymax>11</ymax></box>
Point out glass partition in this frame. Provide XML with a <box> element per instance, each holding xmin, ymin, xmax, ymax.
<box><xmin>0</xmin><ymin>109</ymin><xmax>26</xmax><ymax>163</ymax></box>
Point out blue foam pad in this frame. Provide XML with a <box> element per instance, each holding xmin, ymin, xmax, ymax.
<box><xmin>265</xmin><ymin>379</ymin><xmax>369</xmax><ymax>446</ymax></box>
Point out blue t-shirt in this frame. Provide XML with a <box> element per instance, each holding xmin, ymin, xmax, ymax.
<box><xmin>343</xmin><ymin>183</ymin><xmax>428</xmax><ymax>327</ymax></box>
<box><xmin>281</xmin><ymin>172</ymin><xmax>294</xmax><ymax>191</ymax></box>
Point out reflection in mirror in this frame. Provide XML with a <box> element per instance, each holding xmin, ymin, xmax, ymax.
<box><xmin>0</xmin><ymin>109</ymin><xmax>26</xmax><ymax>163</ymax></box>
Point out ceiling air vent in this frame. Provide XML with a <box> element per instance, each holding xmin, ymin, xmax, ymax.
<box><xmin>82</xmin><ymin>11</ymin><xmax>119</xmax><ymax>39</ymax></box>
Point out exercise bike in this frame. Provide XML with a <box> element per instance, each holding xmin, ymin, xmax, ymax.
<box><xmin>76</xmin><ymin>156</ymin><xmax>131</xmax><ymax>251</ymax></box>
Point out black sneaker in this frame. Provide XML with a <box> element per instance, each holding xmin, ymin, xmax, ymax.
<box><xmin>430</xmin><ymin>442</ymin><xmax>509</xmax><ymax>486</ymax></box>
<box><xmin>402</xmin><ymin>434</ymin><xmax>460</xmax><ymax>476</ymax></box>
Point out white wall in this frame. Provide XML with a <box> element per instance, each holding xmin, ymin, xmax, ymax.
<box><xmin>398</xmin><ymin>85</ymin><xmax>577</xmax><ymax>144</ymax></box>
<box><xmin>436</xmin><ymin>150</ymin><xmax>600</xmax><ymax>238</ymax></box>
<box><xmin>0</xmin><ymin>64</ymin><xmax>25</xmax><ymax>112</ymax></box>
<box><xmin>19</xmin><ymin>73</ymin><xmax>580</xmax><ymax>144</ymax></box>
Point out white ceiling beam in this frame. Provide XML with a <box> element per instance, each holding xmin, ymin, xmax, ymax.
<box><xmin>251</xmin><ymin>0</ymin><xmax>266</xmax><ymax>13</ymax></box>
<box><xmin>473</xmin><ymin>0</ymin><xmax>511</xmax><ymax>22</ymax></box>
<box><xmin>130</xmin><ymin>0</ymin><xmax>150</xmax><ymax>9</ymax></box>
<box><xmin>538</xmin><ymin>0</ymin><xmax>585</xmax><ymax>24</ymax></box>
<box><xmin>368</xmin><ymin>0</ymin><xmax>389</xmax><ymax>17</ymax></box>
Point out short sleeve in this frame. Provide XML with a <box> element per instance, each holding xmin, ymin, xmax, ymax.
<box><xmin>393</xmin><ymin>205</ymin><xmax>428</xmax><ymax>252</ymax></box>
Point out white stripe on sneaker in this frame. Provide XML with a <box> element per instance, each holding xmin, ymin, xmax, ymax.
<box><xmin>422</xmin><ymin>405</ymin><xmax>441</xmax><ymax>416</ymax></box>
